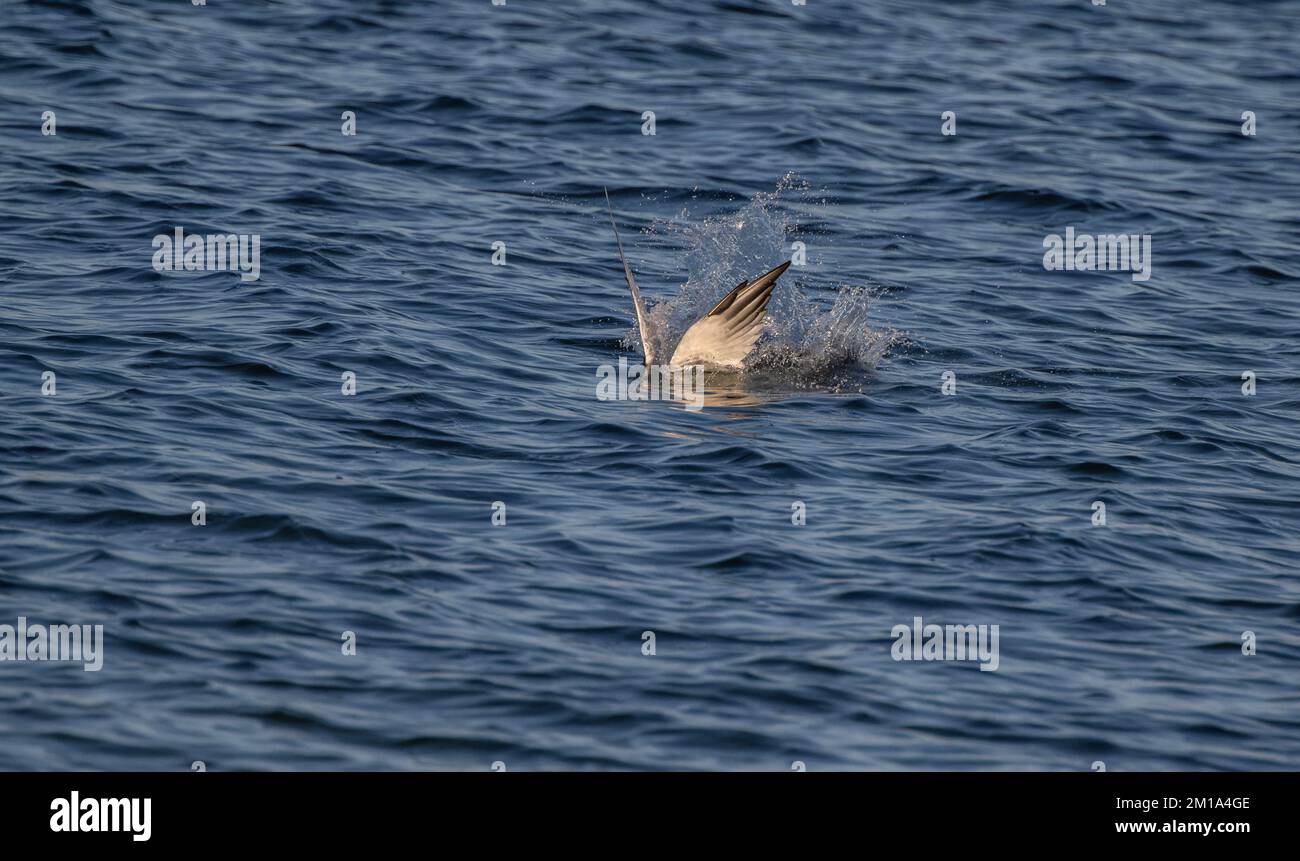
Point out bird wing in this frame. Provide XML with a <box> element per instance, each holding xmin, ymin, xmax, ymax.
<box><xmin>670</xmin><ymin>260</ymin><xmax>791</xmax><ymax>368</ymax></box>
<box><xmin>604</xmin><ymin>188</ymin><xmax>655</xmax><ymax>364</ymax></box>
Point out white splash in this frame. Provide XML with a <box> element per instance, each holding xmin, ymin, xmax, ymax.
<box><xmin>624</xmin><ymin>175</ymin><xmax>897</xmax><ymax>392</ymax></box>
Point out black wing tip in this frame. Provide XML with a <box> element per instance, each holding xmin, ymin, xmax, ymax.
<box><xmin>706</xmin><ymin>261</ymin><xmax>789</xmax><ymax>318</ymax></box>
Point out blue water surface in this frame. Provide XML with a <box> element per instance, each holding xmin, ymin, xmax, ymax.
<box><xmin>1</xmin><ymin>0</ymin><xmax>1298</xmax><ymax>770</ymax></box>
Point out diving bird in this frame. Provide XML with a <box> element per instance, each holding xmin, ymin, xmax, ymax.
<box><xmin>605</xmin><ymin>188</ymin><xmax>791</xmax><ymax>370</ymax></box>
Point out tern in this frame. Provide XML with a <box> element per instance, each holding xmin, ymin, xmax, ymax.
<box><xmin>605</xmin><ymin>189</ymin><xmax>791</xmax><ymax>370</ymax></box>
